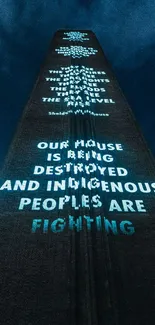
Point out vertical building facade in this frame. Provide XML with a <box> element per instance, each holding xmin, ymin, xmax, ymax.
<box><xmin>0</xmin><ymin>30</ymin><xmax>155</xmax><ymax>324</ymax></box>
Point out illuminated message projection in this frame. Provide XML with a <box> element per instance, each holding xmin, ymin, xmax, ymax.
<box><xmin>42</xmin><ymin>65</ymin><xmax>114</xmax><ymax>116</ymax></box>
<box><xmin>8</xmin><ymin>139</ymin><xmax>155</xmax><ymax>235</ymax></box>
<box><xmin>55</xmin><ymin>46</ymin><xmax>98</xmax><ymax>58</ymax></box>
<box><xmin>1</xmin><ymin>30</ymin><xmax>155</xmax><ymax>325</ymax></box>
<box><xmin>63</xmin><ymin>31</ymin><xmax>89</xmax><ymax>42</ymax></box>
<box><xmin>1</xmin><ymin>138</ymin><xmax>154</xmax><ymax>236</ymax></box>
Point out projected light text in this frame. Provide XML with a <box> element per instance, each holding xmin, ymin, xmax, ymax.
<box><xmin>63</xmin><ymin>31</ymin><xmax>89</xmax><ymax>42</ymax></box>
<box><xmin>55</xmin><ymin>46</ymin><xmax>98</xmax><ymax>58</ymax></box>
<box><xmin>1</xmin><ymin>138</ymin><xmax>154</xmax><ymax>235</ymax></box>
<box><xmin>42</xmin><ymin>65</ymin><xmax>114</xmax><ymax>116</ymax></box>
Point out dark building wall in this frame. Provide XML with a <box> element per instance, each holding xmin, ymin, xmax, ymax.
<box><xmin>0</xmin><ymin>30</ymin><xmax>155</xmax><ymax>325</ymax></box>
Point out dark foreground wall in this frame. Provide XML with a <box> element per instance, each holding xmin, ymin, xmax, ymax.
<box><xmin>0</xmin><ymin>30</ymin><xmax>155</xmax><ymax>325</ymax></box>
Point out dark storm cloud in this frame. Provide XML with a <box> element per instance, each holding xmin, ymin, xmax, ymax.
<box><xmin>0</xmin><ymin>0</ymin><xmax>155</xmax><ymax>167</ymax></box>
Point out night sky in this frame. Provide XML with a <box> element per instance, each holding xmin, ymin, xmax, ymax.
<box><xmin>1</xmin><ymin>0</ymin><xmax>155</xmax><ymax>168</ymax></box>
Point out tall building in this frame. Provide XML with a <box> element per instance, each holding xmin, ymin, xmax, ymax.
<box><xmin>0</xmin><ymin>29</ymin><xmax>155</xmax><ymax>325</ymax></box>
